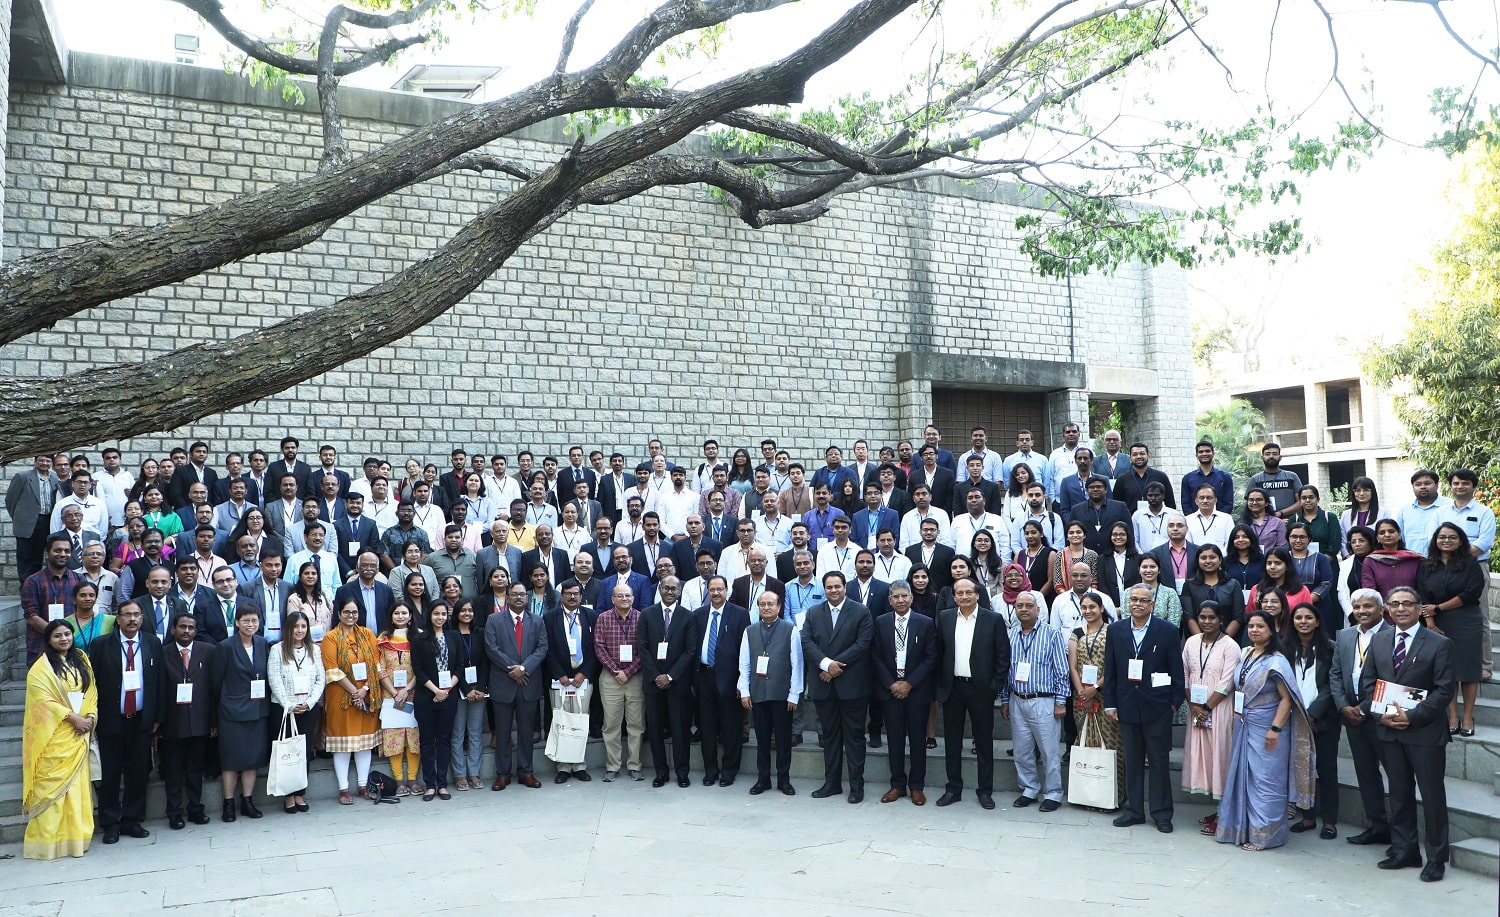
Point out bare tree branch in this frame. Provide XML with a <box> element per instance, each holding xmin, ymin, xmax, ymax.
<box><xmin>170</xmin><ymin>0</ymin><xmax>433</xmax><ymax>77</ymax></box>
<box><xmin>316</xmin><ymin>4</ymin><xmax>351</xmax><ymax>168</ymax></box>
<box><xmin>556</xmin><ymin>0</ymin><xmax>599</xmax><ymax>74</ymax></box>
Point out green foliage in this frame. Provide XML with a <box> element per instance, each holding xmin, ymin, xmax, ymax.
<box><xmin>1196</xmin><ymin>399</ymin><xmax>1268</xmax><ymax>506</ymax></box>
<box><xmin>1365</xmin><ymin>140</ymin><xmax>1500</xmax><ymax>484</ymax></box>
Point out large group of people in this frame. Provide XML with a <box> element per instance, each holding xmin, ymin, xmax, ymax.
<box><xmin>8</xmin><ymin>427</ymin><xmax>1476</xmax><ymax>881</ymax></box>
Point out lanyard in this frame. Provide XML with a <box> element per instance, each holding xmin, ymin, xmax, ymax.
<box><xmin>1197</xmin><ymin>634</ymin><xmax>1215</xmax><ymax>675</ymax></box>
<box><xmin>1238</xmin><ymin>650</ymin><xmax>1265</xmax><ymax>687</ymax></box>
<box><xmin>878</xmin><ymin>555</ymin><xmax>898</xmax><ymax>577</ymax></box>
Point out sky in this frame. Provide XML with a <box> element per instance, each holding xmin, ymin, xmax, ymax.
<box><xmin>49</xmin><ymin>1</ymin><xmax>1500</xmax><ymax>381</ymax></box>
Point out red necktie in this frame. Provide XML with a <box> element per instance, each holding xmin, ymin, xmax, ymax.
<box><xmin>514</xmin><ymin>614</ymin><xmax>525</xmax><ymax>655</ymax></box>
<box><xmin>124</xmin><ymin>638</ymin><xmax>138</xmax><ymax>716</ymax></box>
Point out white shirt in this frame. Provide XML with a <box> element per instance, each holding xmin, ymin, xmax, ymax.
<box><xmin>119</xmin><ymin>635</ymin><xmax>146</xmax><ymax>714</ymax></box>
<box><xmin>899</xmin><ymin>507</ymin><xmax>952</xmax><ymax>551</ymax></box>
<box><xmin>366</xmin><ymin>499</ymin><xmax>398</xmax><ymax>535</ymax></box>
<box><xmin>754</xmin><ymin>513</ymin><xmax>793</xmax><ymax>554</ymax></box>
<box><xmin>951</xmin><ymin>511</ymin><xmax>1011</xmax><ymax>558</ymax></box>
<box><xmin>411</xmin><ymin>502</ymin><xmax>448</xmax><ymax>547</ymax></box>
<box><xmin>51</xmin><ymin>494</ymin><xmax>108</xmax><ymax>538</ymax></box>
<box><xmin>718</xmin><ymin>545</ymin><xmax>758</xmax><ymax>582</ymax></box>
<box><xmin>1185</xmin><ymin>510</ymin><xmax>1234</xmax><ymax>552</ymax></box>
<box><xmin>96</xmin><ymin>468</ymin><xmax>135</xmax><ymax>527</ymax></box>
<box><xmin>872</xmin><ymin>551</ymin><xmax>912</xmax><ymax>584</ymax></box>
<box><xmin>656</xmin><ymin>487</ymin><xmax>700</xmax><ymax>538</ymax></box>
<box><xmin>1131</xmin><ymin>507</ymin><xmax>1170</xmax><ymax>553</ymax></box>
<box><xmin>952</xmin><ymin>608</ymin><xmax>978</xmax><ymax>677</ymax></box>
<box><xmin>815</xmin><ymin>541</ymin><xmax>858</xmax><ymax>579</ymax></box>
<box><xmin>1050</xmin><ymin>589</ymin><xmax>1117</xmax><ymax>633</ymax></box>
<box><xmin>1349</xmin><ymin>621</ymin><xmax>1386</xmax><ymax>693</ymax></box>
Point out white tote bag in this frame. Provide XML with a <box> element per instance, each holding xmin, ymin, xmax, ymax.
<box><xmin>1067</xmin><ymin>713</ymin><xmax>1119</xmax><ymax>810</ymax></box>
<box><xmin>544</xmin><ymin>691</ymin><xmax>589</xmax><ymax>763</ymax></box>
<box><xmin>267</xmin><ymin>710</ymin><xmax>309</xmax><ymax>796</ymax></box>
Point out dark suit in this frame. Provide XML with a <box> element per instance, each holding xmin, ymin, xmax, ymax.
<box><xmin>333</xmin><ymin>579</ymin><xmax>393</xmax><ymax>633</ymax></box>
<box><xmin>1112</xmin><ymin>468</ymin><xmax>1176</xmax><ymax>510</ymax></box>
<box><xmin>877</xmin><ymin>487</ymin><xmax>915</xmax><ymax>518</ymax></box>
<box><xmin>169</xmin><ymin>464</ymin><xmax>219</xmax><ymax>512</ymax></box>
<box><xmin>557</xmin><ymin>465</ymin><xmax>599</xmax><ymax>501</ymax></box>
<box><xmin>333</xmin><ymin>514</ymin><xmax>379</xmax><ymax>565</ymax></box>
<box><xmin>729</xmin><ymin>574</ymin><xmax>785</xmax><ymax>611</ymax></box>
<box><xmin>935</xmin><ymin>606</ymin><xmax>1010</xmax><ymax>796</ymax></box>
<box><xmin>200</xmin><ymin>593</ymin><xmax>260</xmax><ymax>648</ymax></box>
<box><xmin>1329</xmin><ymin>622</ymin><xmax>1390</xmax><ymax>836</ymax></box>
<box><xmin>1103</xmin><ymin>615</ymin><xmax>1184</xmax><ymax>825</ymax></box>
<box><xmin>638</xmin><ymin>603</ymin><xmax>699</xmax><ymax>781</ymax></box>
<box><xmin>597</xmin><ymin>473</ymin><xmax>631</xmax><ymax>524</ymax></box>
<box><xmin>411</xmin><ymin>628</ymin><xmax>463</xmax><ymax>789</ymax></box>
<box><xmin>1359</xmin><ymin>625</ymin><xmax>1456</xmax><ymax>865</ymax></box>
<box><xmin>906</xmin><ymin>465</ymin><xmax>955</xmax><ymax>515</ymax></box>
<box><xmin>90</xmin><ymin>630</ymin><xmax>163</xmax><ymax>833</ymax></box>
<box><xmin>904</xmin><ymin>543</ymin><xmax>957</xmax><ymax>592</ymax></box>
<box><xmin>210</xmin><ymin>473</ymin><xmax>261</xmax><ymax>506</ymax></box>
<box><xmin>1145</xmin><ymin>541</ymin><xmax>1202</xmax><ymax>593</ymax></box>
<box><xmin>266</xmin><ymin>459</ymin><xmax>314</xmax><ymax>501</ymax></box>
<box><xmin>165</xmin><ymin>586</ymin><xmax>223</xmax><ymax>643</ymax></box>
<box><xmin>157</xmin><ymin>637</ymin><xmax>215</xmax><ymax>819</ymax></box>
<box><xmin>1067</xmin><ymin>499</ymin><xmax>1133</xmax><ymax>555</ymax></box>
<box><xmin>701</xmin><ymin>515</ymin><xmax>740</xmax><ymax>549</ymax></box>
<box><xmin>484</xmin><ymin>609</ymin><xmax>550</xmax><ymax>778</ymax></box>
<box><xmin>670</xmin><ymin>537</ymin><xmax>724</xmax><ymax>582</ymax></box>
<box><xmin>313</xmin><ymin>467</ymin><xmax>352</xmax><ymax>500</ymax></box>
<box><xmin>873</xmin><ymin>611</ymin><xmax>938</xmax><ymax>792</ymax></box>
<box><xmin>694</xmin><ymin>601</ymin><xmax>751</xmax><ymax>782</ymax></box>
<box><xmin>951</xmin><ymin>477</ymin><xmax>1002</xmax><ymax>517</ymax></box>
<box><xmin>628</xmin><ymin>538</ymin><xmax>672</xmax><ymax>577</ymax></box>
<box><xmin>1096</xmin><ymin>552</ymin><xmax>1142</xmax><ymax>607</ymax></box>
<box><xmin>519</xmin><ymin>546</ymin><xmax>572</xmax><ymax>587</ymax></box>
<box><xmin>476</xmin><ymin>544</ymin><xmax>523</xmax><ymax>590</ymax></box>
<box><xmin>845</xmin><ymin>578</ymin><xmax>889</xmax><ymax>620</ymax></box>
<box><xmin>800</xmin><ymin>600</ymin><xmax>874</xmax><ymax>791</ymax></box>
<box><xmin>544</xmin><ymin>604</ymin><xmax>599</xmax><ymax>683</ymax></box>
<box><xmin>50</xmin><ymin>528</ymin><xmax>103</xmax><ymax>571</ymax></box>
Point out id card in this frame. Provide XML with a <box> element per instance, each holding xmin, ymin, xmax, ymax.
<box><xmin>895</xmin><ymin>648</ymin><xmax>907</xmax><ymax>672</ymax></box>
<box><xmin>176</xmin><ymin>682</ymin><xmax>194</xmax><ymax>704</ymax></box>
<box><xmin>68</xmin><ymin>691</ymin><xmax>84</xmax><ymax>714</ymax></box>
<box><xmin>566</xmin><ymin>635</ymin><xmax>579</xmax><ymax>656</ymax></box>
<box><xmin>1233</xmin><ymin>691</ymin><xmax>1245</xmax><ymax>714</ymax></box>
<box><xmin>351</xmin><ymin>662</ymin><xmax>368</xmax><ymax>681</ymax></box>
<box><xmin>311</xmin><ymin>624</ymin><xmax>325</xmax><ymax>642</ymax></box>
<box><xmin>464</xmin><ymin>665</ymin><xmax>478</xmax><ymax>684</ymax></box>
<box><xmin>47</xmin><ymin>603</ymin><xmax>64</xmax><ymax>621</ymax></box>
<box><xmin>249</xmin><ymin>679</ymin><xmax>266</xmax><ymax>700</ymax></box>
<box><xmin>657</xmin><ymin>641</ymin><xmax>669</xmax><ymax>661</ymax></box>
<box><xmin>755</xmin><ymin>655</ymin><xmax>770</xmax><ymax>676</ymax></box>
<box><xmin>1127</xmin><ymin>658</ymin><xmax>1144</xmax><ymax>682</ymax></box>
<box><xmin>1080</xmin><ymin>664</ymin><xmax>1099</xmax><ymax>686</ymax></box>
<box><xmin>293</xmin><ymin>673</ymin><xmax>312</xmax><ymax>697</ymax></box>
<box><xmin>392</xmin><ymin>670</ymin><xmax>408</xmax><ymax>689</ymax></box>
<box><xmin>122</xmin><ymin>669</ymin><xmax>142</xmax><ymax>692</ymax></box>
<box><xmin>437</xmin><ymin>671</ymin><xmax>452</xmax><ymax>690</ymax></box>
<box><xmin>1015</xmin><ymin>661</ymin><xmax>1032</xmax><ymax>683</ymax></box>
<box><xmin>1189</xmin><ymin>684</ymin><xmax>1209</xmax><ymax>705</ymax></box>
<box><xmin>1151</xmin><ymin>672</ymin><xmax>1171</xmax><ymax>688</ymax></box>
<box><xmin>619</xmin><ymin>644</ymin><xmax>633</xmax><ymax>663</ymax></box>
<box><xmin>346</xmin><ymin>542</ymin><xmax>360</xmax><ymax>557</ymax></box>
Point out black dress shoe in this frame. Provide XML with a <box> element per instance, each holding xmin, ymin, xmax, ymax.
<box><xmin>554</xmin><ymin>772</ymin><xmax>570</xmax><ymax>785</ymax></box>
<box><xmin>790</xmin><ymin>734</ymin><xmax>803</xmax><ymax>746</ymax></box>
<box><xmin>718</xmin><ymin>777</ymin><xmax>735</xmax><ymax>787</ymax></box>
<box><xmin>810</xmin><ymin>784</ymin><xmax>843</xmax><ymax>799</ymax></box>
<box><xmin>240</xmin><ymin>796</ymin><xmax>263</xmax><ymax>819</ymax></box>
<box><xmin>222</xmin><ymin>800</ymin><xmax>237</xmax><ymax>823</ymax></box>
<box><xmin>1156</xmin><ymin>821</ymin><xmax>1174</xmax><ymax>834</ymax></box>
<box><xmin>1377</xmin><ymin>854</ymin><xmax>1422</xmax><ymax>870</ymax></box>
<box><xmin>1113</xmin><ymin>813</ymin><xmax>1145</xmax><ymax>827</ymax></box>
<box><xmin>678</xmin><ymin>778</ymin><xmax>691</xmax><ymax>788</ymax></box>
<box><xmin>1013</xmin><ymin>795</ymin><xmax>1036</xmax><ymax>808</ymax></box>
<box><xmin>120</xmin><ymin>823</ymin><xmax>149</xmax><ymax>839</ymax></box>
<box><xmin>848</xmin><ymin>787</ymin><xmax>864</xmax><ymax>804</ymax></box>
<box><xmin>1419</xmin><ymin>862</ymin><xmax>1445</xmax><ymax>882</ymax></box>
<box><xmin>652</xmin><ymin>776</ymin><xmax>669</xmax><ymax>788</ymax></box>
<box><xmin>189</xmin><ymin>812</ymin><xmax>211</xmax><ymax>825</ymax></box>
<box><xmin>571</xmin><ymin>770</ymin><xmax>591</xmax><ymax>782</ymax></box>
<box><xmin>169</xmin><ymin>817</ymin><xmax>186</xmax><ymax>830</ymax></box>
<box><xmin>703</xmin><ymin>774</ymin><xmax>719</xmax><ymax>787</ymax></box>
<box><xmin>868</xmin><ymin>731</ymin><xmax>882</xmax><ymax>748</ymax></box>
<box><xmin>1038</xmin><ymin>800</ymin><xmax>1061</xmax><ymax>813</ymax></box>
<box><xmin>935</xmin><ymin>792</ymin><xmax>961</xmax><ymax>807</ymax></box>
<box><xmin>1347</xmin><ymin>828</ymin><xmax>1392</xmax><ymax>846</ymax></box>
<box><xmin>977</xmin><ymin>792</ymin><xmax>995</xmax><ymax>810</ymax></box>
<box><xmin>779</xmin><ymin>782</ymin><xmax>795</xmax><ymax>796</ymax></box>
<box><xmin>102</xmin><ymin>830</ymin><xmax>120</xmax><ymax>844</ymax></box>
<box><xmin>749</xmin><ymin>780</ymin><xmax>771</xmax><ymax>795</ymax></box>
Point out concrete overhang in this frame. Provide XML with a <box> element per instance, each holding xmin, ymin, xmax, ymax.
<box><xmin>897</xmin><ymin>351</ymin><xmax>1085</xmax><ymax>392</ymax></box>
<box><xmin>11</xmin><ymin>0</ymin><xmax>68</xmax><ymax>84</ymax></box>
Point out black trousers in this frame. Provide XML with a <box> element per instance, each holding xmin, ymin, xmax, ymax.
<box><xmin>695</xmin><ymin>670</ymin><xmax>744</xmax><ymax>780</ymax></box>
<box><xmin>416</xmin><ymin>700</ymin><xmax>457</xmax><ymax>789</ymax></box>
<box><xmin>813</xmin><ymin>696</ymin><xmax>869</xmax><ymax>788</ymax></box>
<box><xmin>645</xmin><ymin>688</ymin><xmax>693</xmax><ymax>780</ymax></box>
<box><xmin>1120</xmin><ymin>708</ymin><xmax>1173</xmax><ymax>824</ymax></box>
<box><xmin>1344</xmin><ymin>716</ymin><xmax>1389</xmax><ymax>832</ymax></box>
<box><xmin>1381</xmin><ymin>740</ymin><xmax>1449</xmax><ymax>864</ymax></box>
<box><xmin>491</xmin><ymin>697</ymin><xmax>538</xmax><ymax>777</ymax></box>
<box><xmin>942</xmin><ymin>680</ymin><xmax>994</xmax><ymax>794</ymax></box>
<box><xmin>97</xmin><ymin>715</ymin><xmax>151</xmax><ymax>831</ymax></box>
<box><xmin>752</xmin><ymin>700</ymin><xmax>793</xmax><ymax>782</ymax></box>
<box><xmin>14</xmin><ymin>513</ymin><xmax>48</xmax><ymax>586</ymax></box>
<box><xmin>159</xmin><ymin>734</ymin><xmax>209</xmax><ymax>818</ymax></box>
<box><xmin>1298</xmin><ymin>719</ymin><xmax>1343</xmax><ymax>823</ymax></box>
<box><xmin>882</xmin><ymin>696</ymin><xmax>928</xmax><ymax>791</ymax></box>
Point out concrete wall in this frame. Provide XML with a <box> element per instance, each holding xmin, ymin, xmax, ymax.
<box><xmin>0</xmin><ymin>52</ymin><xmax>1194</xmax><ymax>590</ymax></box>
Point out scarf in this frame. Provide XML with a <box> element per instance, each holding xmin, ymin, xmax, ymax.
<box><xmin>1000</xmin><ymin>562</ymin><xmax>1027</xmax><ymax>604</ymax></box>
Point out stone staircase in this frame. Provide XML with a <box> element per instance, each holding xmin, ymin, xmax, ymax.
<box><xmin>0</xmin><ymin>632</ymin><xmax>1497</xmax><ymax>878</ymax></box>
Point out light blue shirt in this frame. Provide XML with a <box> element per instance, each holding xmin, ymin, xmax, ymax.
<box><xmin>957</xmin><ymin>449</ymin><xmax>1006</xmax><ymax>485</ymax></box>
<box><xmin>1439</xmin><ymin>499</ymin><xmax>1495</xmax><ymax>562</ymax></box>
<box><xmin>784</xmin><ymin>579</ymin><xmax>825</xmax><ymax>626</ymax></box>
<box><xmin>1002</xmin><ymin>450</ymin><xmax>1050</xmax><ymax>493</ymax></box>
<box><xmin>1394</xmin><ymin>498</ymin><xmax>1452</xmax><ymax>556</ymax></box>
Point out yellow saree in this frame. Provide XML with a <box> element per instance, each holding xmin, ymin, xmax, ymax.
<box><xmin>22</xmin><ymin>655</ymin><xmax>98</xmax><ymax>860</ymax></box>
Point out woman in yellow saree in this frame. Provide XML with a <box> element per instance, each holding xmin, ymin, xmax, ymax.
<box><xmin>23</xmin><ymin>619</ymin><xmax>99</xmax><ymax>860</ymax></box>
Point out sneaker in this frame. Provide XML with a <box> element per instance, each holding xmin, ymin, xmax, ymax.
<box><xmin>602</xmin><ymin>771</ymin><xmax>619</xmax><ymax>782</ymax></box>
<box><xmin>629</xmin><ymin>770</ymin><xmax>645</xmax><ymax>782</ymax></box>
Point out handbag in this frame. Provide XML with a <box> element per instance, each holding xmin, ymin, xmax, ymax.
<box><xmin>367</xmin><ymin>770</ymin><xmax>400</xmax><ymax>804</ymax></box>
<box><xmin>266</xmin><ymin>710</ymin><xmax>309</xmax><ymax>796</ymax></box>
<box><xmin>544</xmin><ymin>690</ymin><xmax>590</xmax><ymax>763</ymax></box>
<box><xmin>1067</xmin><ymin>712</ymin><xmax>1119</xmax><ymax>810</ymax></box>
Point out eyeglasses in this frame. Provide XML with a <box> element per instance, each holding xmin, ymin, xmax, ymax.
<box><xmin>1386</xmin><ymin>600</ymin><xmax>1418</xmax><ymax>608</ymax></box>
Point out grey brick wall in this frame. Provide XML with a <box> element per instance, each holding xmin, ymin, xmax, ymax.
<box><xmin>0</xmin><ymin>53</ymin><xmax>1194</xmax><ymax>591</ymax></box>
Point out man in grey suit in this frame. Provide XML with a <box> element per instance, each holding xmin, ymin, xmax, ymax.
<box><xmin>1328</xmin><ymin>587</ymin><xmax>1391</xmax><ymax>848</ymax></box>
<box><xmin>486</xmin><ymin>582</ymin><xmax>549</xmax><ymax>790</ymax></box>
<box><xmin>239</xmin><ymin>555</ymin><xmax>295</xmax><ymax>642</ymax></box>
<box><xmin>6</xmin><ymin>455</ymin><xmax>59</xmax><ymax>585</ymax></box>
<box><xmin>1359</xmin><ymin>585</ymin><xmax>1457</xmax><ymax>882</ymax></box>
<box><xmin>934</xmin><ymin>577</ymin><xmax>1011</xmax><ymax>810</ymax></box>
<box><xmin>800</xmin><ymin>571</ymin><xmax>874</xmax><ymax>803</ymax></box>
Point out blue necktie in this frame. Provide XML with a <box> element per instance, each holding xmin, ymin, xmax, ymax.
<box><xmin>706</xmin><ymin>609</ymin><xmax>719</xmax><ymax>665</ymax></box>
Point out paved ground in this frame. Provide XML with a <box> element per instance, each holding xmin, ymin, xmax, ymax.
<box><xmin>0</xmin><ymin>776</ymin><xmax>1490</xmax><ymax>916</ymax></box>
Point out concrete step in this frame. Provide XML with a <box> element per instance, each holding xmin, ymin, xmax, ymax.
<box><xmin>1492</xmin><ymin>770</ymin><xmax>1499</xmax><ymax>798</ymax></box>
<box><xmin>0</xmin><ymin>813</ymin><xmax>24</xmax><ymax>847</ymax></box>
<box><xmin>1451</xmin><ymin>836</ymin><xmax>1499</xmax><ymax>878</ymax></box>
<box><xmin>0</xmin><ymin>704</ymin><xmax>21</xmax><ymax>728</ymax></box>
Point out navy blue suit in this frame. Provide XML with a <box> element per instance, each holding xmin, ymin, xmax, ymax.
<box><xmin>693</xmin><ymin>601</ymin><xmax>751</xmax><ymax>783</ymax></box>
<box><xmin>1103</xmin><ymin>615</ymin><xmax>1184</xmax><ymax>825</ymax></box>
<box><xmin>873</xmin><ymin>610</ymin><xmax>939</xmax><ymax>793</ymax></box>
<box><xmin>845</xmin><ymin>577</ymin><xmax>889</xmax><ymax>620</ymax></box>
<box><xmin>334</xmin><ymin>579</ymin><xmax>394</xmax><ymax>633</ymax></box>
<box><xmin>850</xmin><ymin>506</ymin><xmax>901</xmax><ymax>549</ymax></box>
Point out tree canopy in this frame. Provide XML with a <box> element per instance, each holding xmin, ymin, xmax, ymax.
<box><xmin>2</xmin><ymin>0</ymin><xmax>1498</xmax><ymax>461</ymax></box>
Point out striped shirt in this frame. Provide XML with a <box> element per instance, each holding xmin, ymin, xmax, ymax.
<box><xmin>1000</xmin><ymin>621</ymin><xmax>1072</xmax><ymax>705</ymax></box>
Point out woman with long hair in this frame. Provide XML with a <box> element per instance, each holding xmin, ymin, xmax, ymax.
<box><xmin>286</xmin><ymin>561</ymin><xmax>334</xmax><ymax>641</ymax></box>
<box><xmin>1014</xmin><ymin>520</ymin><xmax>1055</xmax><ymax>599</ymax></box>
<box><xmin>1048</xmin><ymin>521</ymin><xmax>1097</xmax><ymax>595</ymax></box>
<box><xmin>907</xmin><ymin>564</ymin><xmax>939</xmax><ymax>618</ymax></box>
<box><xmin>376</xmin><ymin>603</ymin><xmax>422</xmax><ymax>797</ymax></box>
<box><xmin>1338</xmin><ymin>477</ymin><xmax>1382</xmax><ymax>554</ymax></box>
<box><xmin>727</xmin><ymin>448</ymin><xmax>756</xmax><ymax>495</ymax></box>
<box><xmin>225</xmin><ymin>507</ymin><xmax>273</xmax><ymax>564</ymax></box>
<box><xmin>1249</xmin><ymin>547</ymin><xmax>1311</xmax><ymax>619</ymax></box>
<box><xmin>1096</xmin><ymin>521</ymin><xmax>1138</xmax><ymax>607</ymax></box>
<box><xmin>267</xmin><ymin>610</ymin><xmax>325</xmax><ymax>814</ymax></box>
<box><xmin>1001</xmin><ymin>462</ymin><xmax>1037</xmax><ymax>523</ymax></box>
<box><xmin>1241</xmin><ymin>488</ymin><xmax>1286</xmax><ymax>552</ymax></box>
<box><xmin>1337</xmin><ymin>525</ymin><xmax>1378</xmax><ymax>625</ymax></box>
<box><xmin>22</xmin><ymin>620</ymin><xmax>97</xmax><ymax>859</ymax></box>
<box><xmin>1068</xmin><ymin>590</ymin><xmax>1123</xmax><ymax>806</ymax></box>
<box><xmin>1181</xmin><ymin>601</ymin><xmax>1238</xmax><ymax>833</ymax></box>
<box><xmin>1361</xmin><ymin>518</ymin><xmax>1423</xmax><ymax>599</ymax></box>
<box><xmin>449</xmin><ymin>599</ymin><xmax>489</xmax><ymax>790</ymax></box>
<box><xmin>1223</xmin><ymin>524</ymin><xmax>1265</xmax><ymax>597</ymax></box>
<box><xmin>1417</xmin><ymin>522</ymin><xmax>1485</xmax><ymax>736</ymax></box>
<box><xmin>412</xmin><ymin>602</ymin><xmax>462</xmax><ymax>801</ymax></box>
<box><xmin>322</xmin><ymin>599</ymin><xmax>382</xmax><ymax>804</ymax></box>
<box><xmin>1286</xmin><ymin>603</ymin><xmax>1339</xmax><ymax>839</ymax></box>
<box><xmin>968</xmin><ymin>529</ymin><xmax>1005</xmax><ymax>599</ymax></box>
<box><xmin>1182</xmin><ymin>544</ymin><xmax>1244</xmax><ymax>639</ymax></box>
<box><xmin>1286</xmin><ymin>521</ymin><xmax>1337</xmax><ymax>638</ymax></box>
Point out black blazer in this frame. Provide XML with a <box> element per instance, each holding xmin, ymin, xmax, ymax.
<box><xmin>410</xmin><ymin>628</ymin><xmax>464</xmax><ymax>707</ymax></box>
<box><xmin>157</xmin><ymin>637</ymin><xmax>216</xmax><ymax>738</ymax></box>
<box><xmin>557</xmin><ymin>466</ymin><xmax>599</xmax><ymax>501</ymax></box>
<box><xmin>695</xmin><ymin>602</ymin><xmax>752</xmax><ymax>697</ymax></box>
<box><xmin>1112</xmin><ymin>468</ymin><xmax>1176</xmax><ymax>509</ymax></box>
<box><xmin>669</xmin><ymin>537</ymin><xmax>724</xmax><ymax>581</ymax></box>
<box><xmin>637</xmin><ymin>603</ymin><xmax>699</xmax><ymax>694</ymax></box>
<box><xmin>1096</xmin><ymin>551</ymin><xmax>1141</xmax><ymax>607</ymax></box>
<box><xmin>520</xmin><ymin>546</ymin><xmax>573</xmax><ymax>585</ymax></box>
<box><xmin>950</xmin><ymin>478</ymin><xmax>1003</xmax><ymax>517</ymax></box>
<box><xmin>89</xmin><ymin>630</ymin><xmax>164</xmax><ymax>735</ymax></box>
<box><xmin>543</xmin><ymin>604</ymin><xmax>599</xmax><ymax>682</ymax></box>
<box><xmin>934</xmin><ymin>606</ymin><xmax>1010</xmax><ymax>702</ymax></box>
<box><xmin>209</xmin><ymin>635</ymin><xmax>271</xmax><ymax>723</ymax></box>
<box><xmin>452</xmin><ymin>626</ymin><xmax>490</xmax><ymax>695</ymax></box>
<box><xmin>1067</xmin><ymin>500</ymin><xmax>1134</xmax><ymax>555</ymax></box>
<box><xmin>799</xmin><ymin>600</ymin><xmax>874</xmax><ymax>701</ymax></box>
<box><xmin>907</xmin><ymin>465</ymin><xmax>955</xmax><ymax>513</ymax></box>
<box><xmin>904</xmin><ymin>543</ymin><xmax>957</xmax><ymax>592</ymax></box>
<box><xmin>729</xmin><ymin>575</ymin><xmax>785</xmax><ymax>611</ymax></box>
<box><xmin>1287</xmin><ymin>641</ymin><xmax>1338</xmax><ymax>729</ymax></box>
<box><xmin>872</xmin><ymin>611</ymin><xmax>939</xmax><ymax>703</ymax></box>
<box><xmin>1102</xmin><ymin>616</ymin><xmax>1184</xmax><ymax>723</ymax></box>
<box><xmin>267</xmin><ymin>458</ymin><xmax>314</xmax><ymax>501</ymax></box>
<box><xmin>334</xmin><ymin>579</ymin><xmax>394</xmax><ymax>633</ymax></box>
<box><xmin>628</xmin><ymin>538</ymin><xmax>672</xmax><ymax>577</ymax></box>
